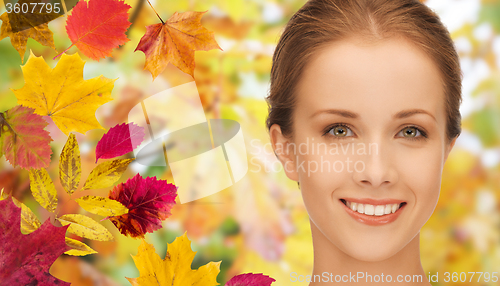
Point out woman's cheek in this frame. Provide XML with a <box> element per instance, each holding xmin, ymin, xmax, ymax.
<box><xmin>401</xmin><ymin>146</ymin><xmax>443</xmax><ymax>223</ymax></box>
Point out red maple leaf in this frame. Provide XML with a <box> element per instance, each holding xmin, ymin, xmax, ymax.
<box><xmin>225</xmin><ymin>273</ymin><xmax>276</xmax><ymax>286</ymax></box>
<box><xmin>63</xmin><ymin>0</ymin><xmax>131</xmax><ymax>60</ymax></box>
<box><xmin>95</xmin><ymin>122</ymin><xmax>145</xmax><ymax>163</ymax></box>
<box><xmin>108</xmin><ymin>174</ymin><xmax>178</xmax><ymax>238</ymax></box>
<box><xmin>0</xmin><ymin>105</ymin><xmax>53</xmax><ymax>169</ymax></box>
<box><xmin>0</xmin><ymin>197</ymin><xmax>70</xmax><ymax>285</ymax></box>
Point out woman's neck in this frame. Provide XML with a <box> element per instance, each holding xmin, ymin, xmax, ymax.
<box><xmin>308</xmin><ymin>221</ymin><xmax>431</xmax><ymax>285</ymax></box>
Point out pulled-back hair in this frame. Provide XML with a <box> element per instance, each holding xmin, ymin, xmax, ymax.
<box><xmin>266</xmin><ymin>0</ymin><xmax>462</xmax><ymax>143</ymax></box>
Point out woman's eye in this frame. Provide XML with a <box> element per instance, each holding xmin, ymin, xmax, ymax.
<box><xmin>326</xmin><ymin>124</ymin><xmax>354</xmax><ymax>138</ymax></box>
<box><xmin>398</xmin><ymin>126</ymin><xmax>427</xmax><ymax>140</ymax></box>
<box><xmin>324</xmin><ymin>124</ymin><xmax>427</xmax><ymax>141</ymax></box>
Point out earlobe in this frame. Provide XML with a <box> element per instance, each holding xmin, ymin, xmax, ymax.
<box><xmin>269</xmin><ymin>124</ymin><xmax>299</xmax><ymax>181</ymax></box>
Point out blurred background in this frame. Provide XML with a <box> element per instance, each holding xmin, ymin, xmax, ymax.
<box><xmin>0</xmin><ymin>0</ymin><xmax>499</xmax><ymax>285</ymax></box>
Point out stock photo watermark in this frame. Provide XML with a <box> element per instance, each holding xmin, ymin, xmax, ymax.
<box><xmin>290</xmin><ymin>272</ymin><xmax>424</xmax><ymax>283</ymax></box>
<box><xmin>249</xmin><ymin>138</ymin><xmax>379</xmax><ymax>176</ymax></box>
<box><xmin>289</xmin><ymin>271</ymin><xmax>499</xmax><ymax>283</ymax></box>
<box><xmin>128</xmin><ymin>81</ymin><xmax>248</xmax><ymax>203</ymax></box>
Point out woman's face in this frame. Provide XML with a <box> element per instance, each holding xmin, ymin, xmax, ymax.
<box><xmin>270</xmin><ymin>36</ymin><xmax>456</xmax><ymax>261</ymax></box>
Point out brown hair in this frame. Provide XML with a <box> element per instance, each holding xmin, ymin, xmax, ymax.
<box><xmin>265</xmin><ymin>0</ymin><xmax>462</xmax><ymax>143</ymax></box>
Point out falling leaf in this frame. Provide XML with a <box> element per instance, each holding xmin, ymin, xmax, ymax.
<box><xmin>57</xmin><ymin>214</ymin><xmax>114</xmax><ymax>241</ymax></box>
<box><xmin>0</xmin><ymin>197</ymin><xmax>70</xmax><ymax>285</ymax></box>
<box><xmin>0</xmin><ymin>189</ymin><xmax>41</xmax><ymax>234</ymax></box>
<box><xmin>63</xmin><ymin>0</ymin><xmax>131</xmax><ymax>60</ymax></box>
<box><xmin>17</xmin><ymin>201</ymin><xmax>42</xmax><ymax>234</ymax></box>
<box><xmin>59</xmin><ymin>133</ymin><xmax>82</xmax><ymax>195</ymax></box>
<box><xmin>95</xmin><ymin>122</ymin><xmax>145</xmax><ymax>163</ymax></box>
<box><xmin>12</xmin><ymin>51</ymin><xmax>115</xmax><ymax>135</ymax></box>
<box><xmin>126</xmin><ymin>233</ymin><xmax>221</xmax><ymax>285</ymax></box>
<box><xmin>135</xmin><ymin>10</ymin><xmax>222</xmax><ymax>79</ymax></box>
<box><xmin>0</xmin><ymin>0</ymin><xmax>61</xmax><ymax>62</ymax></box>
<box><xmin>29</xmin><ymin>168</ymin><xmax>58</xmax><ymax>212</ymax></box>
<box><xmin>76</xmin><ymin>195</ymin><xmax>129</xmax><ymax>217</ymax></box>
<box><xmin>108</xmin><ymin>173</ymin><xmax>177</xmax><ymax>238</ymax></box>
<box><xmin>0</xmin><ymin>105</ymin><xmax>52</xmax><ymax>169</ymax></box>
<box><xmin>65</xmin><ymin>237</ymin><xmax>98</xmax><ymax>256</ymax></box>
<box><xmin>82</xmin><ymin>158</ymin><xmax>134</xmax><ymax>190</ymax></box>
<box><xmin>225</xmin><ymin>273</ymin><xmax>276</xmax><ymax>286</ymax></box>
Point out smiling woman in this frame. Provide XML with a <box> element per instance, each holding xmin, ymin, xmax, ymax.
<box><xmin>266</xmin><ymin>0</ymin><xmax>462</xmax><ymax>285</ymax></box>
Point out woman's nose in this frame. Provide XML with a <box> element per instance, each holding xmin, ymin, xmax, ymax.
<box><xmin>352</xmin><ymin>142</ymin><xmax>399</xmax><ymax>189</ymax></box>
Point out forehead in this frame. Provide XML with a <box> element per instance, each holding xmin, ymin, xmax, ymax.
<box><xmin>295</xmin><ymin>36</ymin><xmax>446</xmax><ymax>124</ymax></box>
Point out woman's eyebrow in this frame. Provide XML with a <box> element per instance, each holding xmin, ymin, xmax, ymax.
<box><xmin>310</xmin><ymin>108</ymin><xmax>437</xmax><ymax>122</ymax></box>
<box><xmin>394</xmin><ymin>109</ymin><xmax>437</xmax><ymax>122</ymax></box>
<box><xmin>309</xmin><ymin>109</ymin><xmax>358</xmax><ymax>119</ymax></box>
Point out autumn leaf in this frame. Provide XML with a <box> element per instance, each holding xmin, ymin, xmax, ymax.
<box><xmin>29</xmin><ymin>168</ymin><xmax>58</xmax><ymax>212</ymax></box>
<box><xmin>62</xmin><ymin>0</ymin><xmax>131</xmax><ymax>60</ymax></box>
<box><xmin>12</xmin><ymin>51</ymin><xmax>115</xmax><ymax>135</ymax></box>
<box><xmin>75</xmin><ymin>195</ymin><xmax>129</xmax><ymax>217</ymax></box>
<box><xmin>2</xmin><ymin>192</ymin><xmax>98</xmax><ymax>256</ymax></box>
<box><xmin>108</xmin><ymin>173</ymin><xmax>177</xmax><ymax>238</ymax></box>
<box><xmin>225</xmin><ymin>273</ymin><xmax>276</xmax><ymax>286</ymax></box>
<box><xmin>0</xmin><ymin>105</ymin><xmax>52</xmax><ymax>169</ymax></box>
<box><xmin>127</xmin><ymin>233</ymin><xmax>221</xmax><ymax>286</ymax></box>
<box><xmin>59</xmin><ymin>133</ymin><xmax>81</xmax><ymax>195</ymax></box>
<box><xmin>135</xmin><ymin>10</ymin><xmax>222</xmax><ymax>80</ymax></box>
<box><xmin>0</xmin><ymin>189</ymin><xmax>41</xmax><ymax>234</ymax></box>
<box><xmin>82</xmin><ymin>158</ymin><xmax>134</xmax><ymax>190</ymax></box>
<box><xmin>0</xmin><ymin>0</ymin><xmax>61</xmax><ymax>62</ymax></box>
<box><xmin>57</xmin><ymin>214</ymin><xmax>113</xmax><ymax>241</ymax></box>
<box><xmin>17</xmin><ymin>200</ymin><xmax>42</xmax><ymax>234</ymax></box>
<box><xmin>95</xmin><ymin>122</ymin><xmax>145</xmax><ymax>163</ymax></box>
<box><xmin>65</xmin><ymin>237</ymin><xmax>98</xmax><ymax>256</ymax></box>
<box><xmin>0</xmin><ymin>197</ymin><xmax>70</xmax><ymax>285</ymax></box>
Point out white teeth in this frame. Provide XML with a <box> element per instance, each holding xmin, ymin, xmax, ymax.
<box><xmin>391</xmin><ymin>204</ymin><xmax>398</xmax><ymax>213</ymax></box>
<box><xmin>357</xmin><ymin>204</ymin><xmax>364</xmax><ymax>214</ymax></box>
<box><xmin>364</xmin><ymin>204</ymin><xmax>375</xmax><ymax>215</ymax></box>
<box><xmin>344</xmin><ymin>200</ymin><xmax>402</xmax><ymax>216</ymax></box>
<box><xmin>351</xmin><ymin>202</ymin><xmax>358</xmax><ymax>211</ymax></box>
<box><xmin>374</xmin><ymin>205</ymin><xmax>385</xmax><ymax>216</ymax></box>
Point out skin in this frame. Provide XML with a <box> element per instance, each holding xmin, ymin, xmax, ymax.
<box><xmin>270</xmin><ymin>36</ymin><xmax>457</xmax><ymax>285</ymax></box>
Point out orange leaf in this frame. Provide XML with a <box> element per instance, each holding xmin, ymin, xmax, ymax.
<box><xmin>63</xmin><ymin>0</ymin><xmax>131</xmax><ymax>60</ymax></box>
<box><xmin>135</xmin><ymin>10</ymin><xmax>222</xmax><ymax>80</ymax></box>
<box><xmin>0</xmin><ymin>5</ymin><xmax>60</xmax><ymax>62</ymax></box>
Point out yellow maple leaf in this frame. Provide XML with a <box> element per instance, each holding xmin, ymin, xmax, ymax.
<box><xmin>127</xmin><ymin>232</ymin><xmax>221</xmax><ymax>286</ymax></box>
<box><xmin>135</xmin><ymin>10</ymin><xmax>222</xmax><ymax>80</ymax></box>
<box><xmin>12</xmin><ymin>51</ymin><xmax>115</xmax><ymax>135</ymax></box>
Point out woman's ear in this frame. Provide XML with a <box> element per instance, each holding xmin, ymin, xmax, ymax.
<box><xmin>444</xmin><ymin>136</ymin><xmax>458</xmax><ymax>162</ymax></box>
<box><xmin>269</xmin><ymin>124</ymin><xmax>299</xmax><ymax>182</ymax></box>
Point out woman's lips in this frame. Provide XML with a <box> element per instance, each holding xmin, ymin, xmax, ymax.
<box><xmin>340</xmin><ymin>198</ymin><xmax>406</xmax><ymax>226</ymax></box>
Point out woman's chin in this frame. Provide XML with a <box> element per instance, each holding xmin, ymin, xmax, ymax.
<box><xmin>339</xmin><ymin>243</ymin><xmax>403</xmax><ymax>262</ymax></box>
<box><xmin>330</xmin><ymin>231</ymin><xmax>414</xmax><ymax>262</ymax></box>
